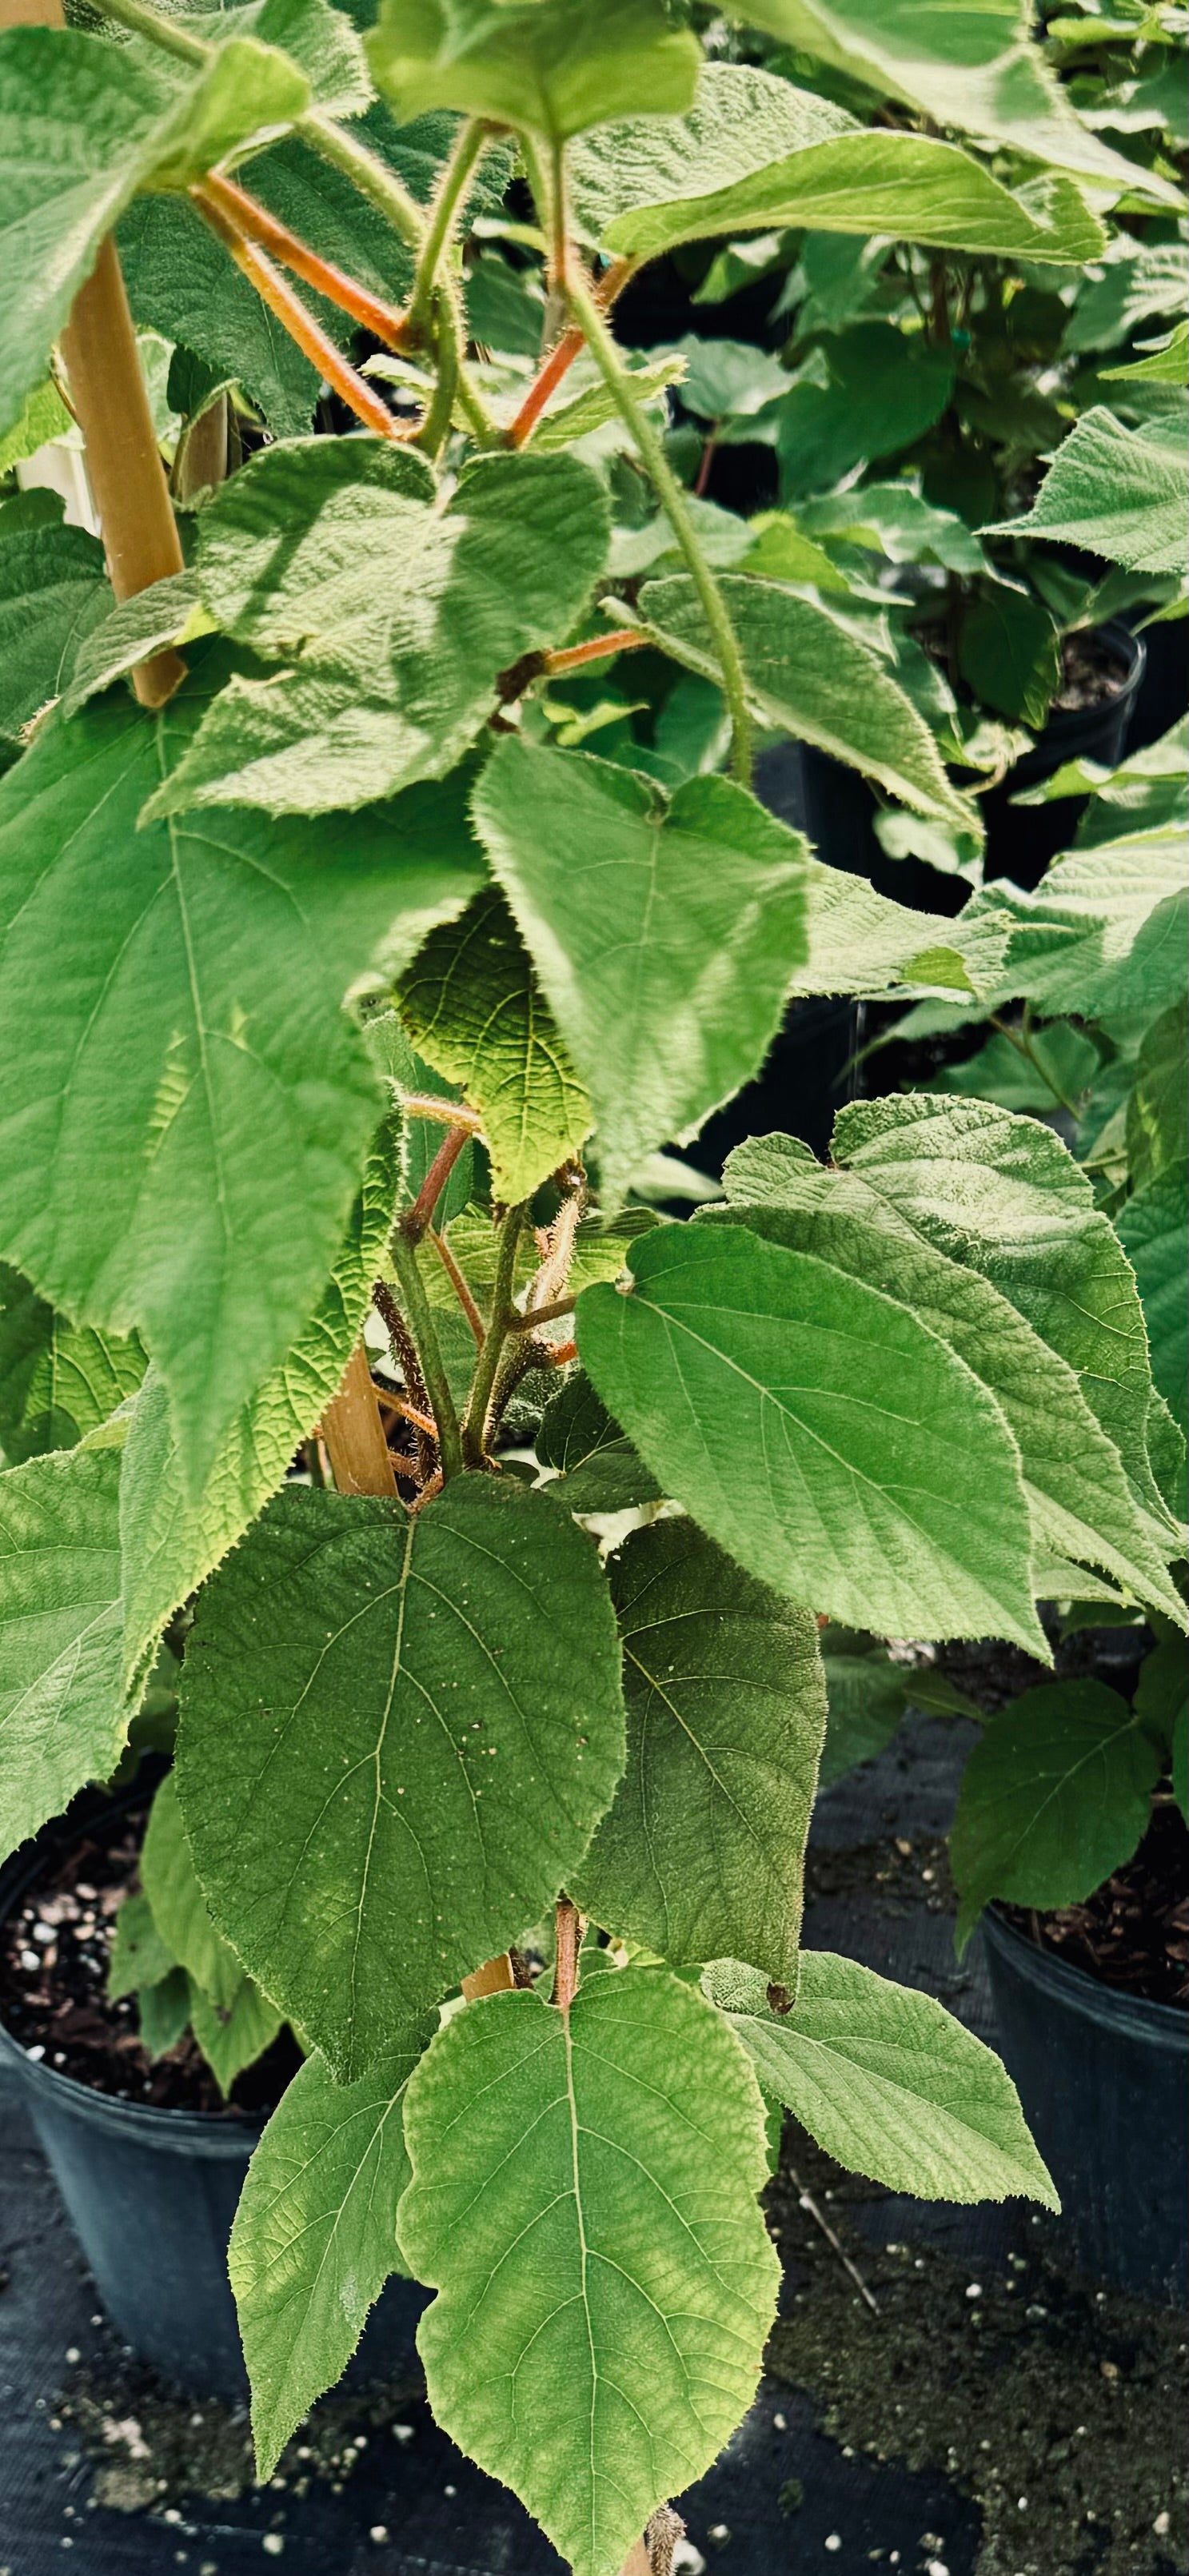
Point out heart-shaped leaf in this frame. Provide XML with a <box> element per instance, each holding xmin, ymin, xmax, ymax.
<box><xmin>366</xmin><ymin>0</ymin><xmax>699</xmax><ymax>141</ymax></box>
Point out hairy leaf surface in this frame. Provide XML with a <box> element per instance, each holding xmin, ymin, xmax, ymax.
<box><xmin>0</xmin><ymin>1265</ymin><xmax>146</xmax><ymax>1468</ymax></box>
<box><xmin>0</xmin><ymin>502</ymin><xmax>109</xmax><ymax>744</ymax></box>
<box><xmin>987</xmin><ymin>409</ymin><xmax>1189</xmax><ymax>579</ymax></box>
<box><xmin>0</xmin><ymin>1447</ymin><xmax>124</xmax><ymax>1867</ymax></box>
<box><xmin>367</xmin><ymin>0</ymin><xmax>699</xmax><ymax>140</ymax></box>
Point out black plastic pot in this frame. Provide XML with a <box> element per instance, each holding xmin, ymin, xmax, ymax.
<box><xmin>0</xmin><ymin>1798</ymin><xmax>427</xmax><ymax>2399</ymax></box>
<box><xmin>981</xmin><ymin>1904</ymin><xmax>1188</xmax><ymax>2307</ymax></box>
<box><xmin>1123</xmin><ymin>607</ymin><xmax>1189</xmax><ymax>756</ymax></box>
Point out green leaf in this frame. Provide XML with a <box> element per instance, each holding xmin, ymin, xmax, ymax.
<box><xmin>964</xmin><ymin>834</ymin><xmax>1187</xmax><ymax>1037</ymax></box>
<box><xmin>832</xmin><ymin>1095</ymin><xmax>1182</xmax><ymax>1547</ymax></box>
<box><xmin>958</xmin><ymin>589</ymin><xmax>1062</xmax><ymax>730</ymax></box>
<box><xmin>817</xmin><ymin>1631</ymin><xmax>910</xmax><ymax>1787</ymax></box>
<box><xmin>189</xmin><ymin>1974</ymin><xmax>284</xmax><ymax>2096</ymax></box>
<box><xmin>924</xmin><ymin>1023</ymin><xmax>1099</xmax><ymax>1115</ymax></box>
<box><xmin>140</xmin><ymin>1769</ymin><xmax>244</xmax><ymax>2011</ymax></box>
<box><xmin>0</xmin><ymin>500</ymin><xmax>109</xmax><ymax>745</ymax></box>
<box><xmin>397</xmin><ymin>1968</ymin><xmax>779</xmax><ymax>2576</ymax></box>
<box><xmin>231</xmin><ymin>2024</ymin><xmax>433</xmax><ymax>2478</ymax></box>
<box><xmin>985</xmin><ymin>409</ymin><xmax>1189</xmax><ymax>579</ymax></box>
<box><xmin>474</xmin><ymin>741</ymin><xmax>808</xmax><ymax>1200</ymax></box>
<box><xmin>535</xmin><ymin>1371</ymin><xmax>661</xmax><ymax>1515</ymax></box>
<box><xmin>1127</xmin><ymin>999</ymin><xmax>1187</xmax><ymax>1186</ymax></box>
<box><xmin>790</xmin><ymin>855</ymin><xmax>1009</xmax><ymax>1002</ymax></box>
<box><xmin>0</xmin><ymin>377</ymin><xmax>73</xmax><ymax>476</ymax></box>
<box><xmin>1135</xmin><ymin>1637</ymin><xmax>1187</xmax><ymax>1762</ymax></box>
<box><xmin>640</xmin><ymin>574</ymin><xmax>977</xmax><ymax>837</ymax></box>
<box><xmin>799</xmin><ymin>482</ymin><xmax>988</xmax><ymax>575</ymax></box>
<box><xmin>61</xmin><ymin>572</ymin><xmax>204</xmax><ymax>721</ymax></box>
<box><xmin>0</xmin><ymin>26</ymin><xmax>309</xmax><ymax>437</ymax></box>
<box><xmin>118</xmin><ymin>194</ymin><xmax>320</xmax><ymax>440</ymax></box>
<box><xmin>0</xmin><ymin>1264</ymin><xmax>146</xmax><ymax>1467</ymax></box>
<box><xmin>137</xmin><ymin>1965</ymin><xmax>192</xmax><ymax>2056</ymax></box>
<box><xmin>950</xmin><ymin>1678</ymin><xmax>1162</xmax><ymax>1941</ymax></box>
<box><xmin>366</xmin><ymin>0</ymin><xmax>699</xmax><ymax>142</ymax></box>
<box><xmin>1103</xmin><ymin>321</ymin><xmax>1189</xmax><ymax>388</ymax></box>
<box><xmin>0</xmin><ymin>1447</ymin><xmax>125</xmax><ymax>1868</ymax></box>
<box><xmin>209</xmin><ymin>0</ymin><xmax>373</xmax><ymax>118</ymax></box>
<box><xmin>526</xmin><ymin>353</ymin><xmax>688</xmax><ymax>452</ymax></box>
<box><xmin>150</xmin><ymin>441</ymin><xmax>608</xmax><ymax>818</ymax></box>
<box><xmin>720</xmin><ymin>0</ymin><xmax>1176</xmax><ymax>201</ymax></box>
<box><xmin>773</xmin><ymin>325</ymin><xmax>956</xmax><ymax>499</ymax></box>
<box><xmin>1118</xmin><ymin>1164</ymin><xmax>1188</xmax><ymax>1440</ymax></box>
<box><xmin>572</xmin><ymin>1518</ymin><xmax>825</xmax><ymax>1980</ymax></box>
<box><xmin>176</xmin><ymin>1475</ymin><xmax>626</xmax><ymax>2079</ymax></box>
<box><xmin>396</xmin><ymin>887</ymin><xmax>591</xmax><ymax>1203</ymax></box>
<box><xmin>571</xmin><ymin>64</ymin><xmax>1103</xmax><ymax>263</ymax></box>
<box><xmin>720</xmin><ymin>1126</ymin><xmax>1183</xmax><ymax>1622</ymax></box>
<box><xmin>118</xmin><ymin>1118</ymin><xmax>401</xmax><ymax>1697</ymax></box>
<box><xmin>1066</xmin><ymin>244</ymin><xmax>1188</xmax><ymax>359</ymax></box>
<box><xmin>0</xmin><ymin>647</ymin><xmax>481</xmax><ymax>1499</ymax></box>
<box><xmin>705</xmin><ymin>1953</ymin><xmax>1058</xmax><ymax>2208</ymax></box>
<box><xmin>577</xmin><ymin>1221</ymin><xmax>1043</xmax><ymax>1650</ymax></box>
<box><xmin>107</xmin><ymin>1890</ymin><xmax>178</xmax><ymax>2000</ymax></box>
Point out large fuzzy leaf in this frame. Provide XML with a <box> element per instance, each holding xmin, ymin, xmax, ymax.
<box><xmin>0</xmin><ymin>25</ymin><xmax>309</xmax><ymax>437</ymax></box>
<box><xmin>573</xmin><ymin>1518</ymin><xmax>826</xmax><ymax>1981</ymax></box>
<box><xmin>950</xmin><ymin>1680</ymin><xmax>1163</xmax><ymax>1943</ymax></box>
<box><xmin>231</xmin><ymin>2022</ymin><xmax>433</xmax><ymax>2477</ymax></box>
<box><xmin>962</xmin><ymin>834</ymin><xmax>1187</xmax><ymax>1036</ymax></box>
<box><xmin>366</xmin><ymin>0</ymin><xmax>699</xmax><ymax>140</ymax></box>
<box><xmin>705</xmin><ymin>1953</ymin><xmax>1057</xmax><ymax>2207</ymax></box>
<box><xmin>577</xmin><ymin>1222</ymin><xmax>1043</xmax><ymax>1651</ymax></box>
<box><xmin>0</xmin><ymin>1447</ymin><xmax>124</xmax><ymax>1867</ymax></box>
<box><xmin>396</xmin><ymin>886</ymin><xmax>591</xmax><ymax>1202</ymax></box>
<box><xmin>473</xmin><ymin>741</ymin><xmax>808</xmax><ymax>1200</ymax></box>
<box><xmin>176</xmin><ymin>1476</ymin><xmax>626</xmax><ymax>2078</ymax></box>
<box><xmin>397</xmin><ymin>1968</ymin><xmax>779</xmax><ymax>2576</ymax></box>
<box><xmin>0</xmin><ymin>648</ymin><xmax>481</xmax><ymax>1499</ymax></box>
<box><xmin>792</xmin><ymin>856</ymin><xmax>1011</xmax><ymax>1003</ymax></box>
<box><xmin>1118</xmin><ymin>1166</ymin><xmax>1188</xmax><ymax>1442</ymax></box>
<box><xmin>148</xmin><ymin>441</ymin><xmax>608</xmax><ymax>819</ymax></box>
<box><xmin>986</xmin><ymin>409</ymin><xmax>1189</xmax><ymax>580</ymax></box>
<box><xmin>571</xmin><ymin>63</ymin><xmax>1103</xmax><ymax>263</ymax></box>
<box><xmin>0</xmin><ymin>500</ymin><xmax>109</xmax><ymax>746</ymax></box>
<box><xmin>0</xmin><ymin>1264</ymin><xmax>146</xmax><ymax>1468</ymax></box>
<box><xmin>641</xmin><ymin>573</ymin><xmax>978</xmax><ymax>836</ymax></box>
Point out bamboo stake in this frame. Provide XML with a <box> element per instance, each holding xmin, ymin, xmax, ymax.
<box><xmin>320</xmin><ymin>1342</ymin><xmax>397</xmax><ymax>1497</ymax></box>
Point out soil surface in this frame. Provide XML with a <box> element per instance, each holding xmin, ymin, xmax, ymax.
<box><xmin>1052</xmin><ymin>629</ymin><xmax>1131</xmax><ymax>713</ymax></box>
<box><xmin>1002</xmin><ymin>1803</ymin><xmax>1189</xmax><ymax>2009</ymax></box>
<box><xmin>0</xmin><ymin>1807</ymin><xmax>299</xmax><ymax>2115</ymax></box>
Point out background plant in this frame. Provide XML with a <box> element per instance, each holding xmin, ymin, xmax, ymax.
<box><xmin>0</xmin><ymin>4</ymin><xmax>1184</xmax><ymax>2571</ymax></box>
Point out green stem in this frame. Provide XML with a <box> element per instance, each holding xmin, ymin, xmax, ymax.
<box><xmin>461</xmin><ymin>1207</ymin><xmax>524</xmax><ymax>1468</ymax></box>
<box><xmin>566</xmin><ymin>276</ymin><xmax>753</xmax><ymax>785</ymax></box>
<box><xmin>988</xmin><ymin>1015</ymin><xmax>1080</xmax><ymax>1119</ymax></box>
<box><xmin>86</xmin><ymin>0</ymin><xmax>209</xmax><ymax>60</ymax></box>
<box><xmin>388</xmin><ymin>1230</ymin><xmax>464</xmax><ymax>1481</ymax></box>
<box><xmin>408</xmin><ymin>119</ymin><xmax>489</xmax><ymax>333</ymax></box>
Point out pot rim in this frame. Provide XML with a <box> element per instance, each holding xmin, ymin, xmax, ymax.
<box><xmin>982</xmin><ymin>1899</ymin><xmax>1187</xmax><ymax>2047</ymax></box>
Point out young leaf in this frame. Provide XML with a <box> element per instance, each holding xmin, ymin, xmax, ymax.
<box><xmin>0</xmin><ymin>648</ymin><xmax>481</xmax><ymax>1498</ymax></box>
<box><xmin>957</xmin><ymin>590</ymin><xmax>1062</xmax><ymax>732</ymax></box>
<box><xmin>473</xmin><ymin>744</ymin><xmax>808</xmax><ymax>1201</ymax></box>
<box><xmin>397</xmin><ymin>1968</ymin><xmax>779</xmax><ymax>2576</ymax></box>
<box><xmin>396</xmin><ymin>887</ymin><xmax>591</xmax><ymax>1203</ymax></box>
<box><xmin>176</xmin><ymin>1477</ymin><xmax>627</xmax><ymax>2079</ymax></box>
<box><xmin>106</xmin><ymin>1890</ymin><xmax>178</xmax><ymax>2001</ymax></box>
<box><xmin>640</xmin><ymin>574</ymin><xmax>978</xmax><ymax>835</ymax></box>
<box><xmin>772</xmin><ymin>325</ymin><xmax>955</xmax><ymax>498</ymax></box>
<box><xmin>704</xmin><ymin>1953</ymin><xmax>1058</xmax><ymax>2208</ymax></box>
<box><xmin>0</xmin><ymin>1447</ymin><xmax>125</xmax><ymax>1868</ymax></box>
<box><xmin>61</xmin><ymin>572</ymin><xmax>204</xmax><ymax>722</ymax></box>
<box><xmin>149</xmin><ymin>441</ymin><xmax>608</xmax><ymax>819</ymax></box>
<box><xmin>138</xmin><ymin>1965</ymin><xmax>192</xmax><ymax>2057</ymax></box>
<box><xmin>1118</xmin><ymin>1166</ymin><xmax>1188</xmax><ymax>1440</ymax></box>
<box><xmin>950</xmin><ymin>1679</ymin><xmax>1163</xmax><ymax>1944</ymax></box>
<box><xmin>536</xmin><ymin>1372</ymin><xmax>661</xmax><ymax>1516</ymax></box>
<box><xmin>140</xmin><ymin>1770</ymin><xmax>245</xmax><ymax>2012</ymax></box>
<box><xmin>577</xmin><ymin>1222</ymin><xmax>1043</xmax><ymax>1651</ymax></box>
<box><xmin>189</xmin><ymin>1974</ymin><xmax>284</xmax><ymax>2097</ymax></box>
<box><xmin>984</xmin><ymin>409</ymin><xmax>1189</xmax><ymax>580</ymax></box>
<box><xmin>367</xmin><ymin>0</ymin><xmax>700</xmax><ymax>141</ymax></box>
<box><xmin>0</xmin><ymin>501</ymin><xmax>109</xmax><ymax>745</ymax></box>
<box><xmin>0</xmin><ymin>1265</ymin><xmax>146</xmax><ymax>1468</ymax></box>
<box><xmin>118</xmin><ymin>1119</ymin><xmax>401</xmax><ymax>1697</ymax></box>
<box><xmin>231</xmin><ymin>2024</ymin><xmax>433</xmax><ymax>2478</ymax></box>
<box><xmin>573</xmin><ymin>1517</ymin><xmax>826</xmax><ymax>1982</ymax></box>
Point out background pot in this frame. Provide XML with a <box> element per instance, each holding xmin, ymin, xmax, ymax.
<box><xmin>0</xmin><ymin>1797</ymin><xmax>427</xmax><ymax>2399</ymax></box>
<box><xmin>981</xmin><ymin>1901</ymin><xmax>1188</xmax><ymax>2308</ymax></box>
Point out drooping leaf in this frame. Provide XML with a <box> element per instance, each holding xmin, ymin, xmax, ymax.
<box><xmin>791</xmin><ymin>855</ymin><xmax>1010</xmax><ymax>1003</ymax></box>
<box><xmin>0</xmin><ymin>25</ymin><xmax>309</xmax><ymax>437</ymax></box>
<box><xmin>140</xmin><ymin>1769</ymin><xmax>244</xmax><ymax>2012</ymax></box>
<box><xmin>231</xmin><ymin>2024</ymin><xmax>433</xmax><ymax>2478</ymax></box>
<box><xmin>397</xmin><ymin>1968</ymin><xmax>779</xmax><ymax>2576</ymax></box>
<box><xmin>535</xmin><ymin>1371</ymin><xmax>661</xmax><ymax>1515</ymax></box>
<box><xmin>817</xmin><ymin>1629</ymin><xmax>912</xmax><ymax>1787</ymax></box>
<box><xmin>189</xmin><ymin>1974</ymin><xmax>284</xmax><ymax>2096</ymax></box>
<box><xmin>137</xmin><ymin>1965</ymin><xmax>192</xmax><ymax>2056</ymax></box>
<box><xmin>950</xmin><ymin>1679</ymin><xmax>1163</xmax><ymax>1943</ymax></box>
<box><xmin>118</xmin><ymin>1118</ymin><xmax>401</xmax><ymax>1697</ymax></box>
<box><xmin>577</xmin><ymin>1221</ymin><xmax>1043</xmax><ymax>1651</ymax></box>
<box><xmin>366</xmin><ymin>0</ymin><xmax>699</xmax><ymax>141</ymax></box>
<box><xmin>573</xmin><ymin>62</ymin><xmax>1103</xmax><ymax>263</ymax></box>
<box><xmin>640</xmin><ymin>574</ymin><xmax>978</xmax><ymax>835</ymax></box>
<box><xmin>148</xmin><ymin>441</ymin><xmax>608</xmax><ymax>819</ymax></box>
<box><xmin>396</xmin><ymin>886</ymin><xmax>591</xmax><ymax>1203</ymax></box>
<box><xmin>717</xmin><ymin>1129</ymin><xmax>1184</xmax><ymax>1622</ymax></box>
<box><xmin>0</xmin><ymin>1447</ymin><xmax>125</xmax><ymax>1868</ymax></box>
<box><xmin>107</xmin><ymin>1890</ymin><xmax>178</xmax><ymax>2001</ymax></box>
<box><xmin>1118</xmin><ymin>1165</ymin><xmax>1188</xmax><ymax>1441</ymax></box>
<box><xmin>61</xmin><ymin>572</ymin><xmax>204</xmax><ymax>721</ymax></box>
<box><xmin>474</xmin><ymin>740</ymin><xmax>808</xmax><ymax>1199</ymax></box>
<box><xmin>0</xmin><ymin>1264</ymin><xmax>146</xmax><ymax>1467</ymax></box>
<box><xmin>573</xmin><ymin>1518</ymin><xmax>826</xmax><ymax>1981</ymax></box>
<box><xmin>772</xmin><ymin>325</ymin><xmax>956</xmax><ymax>498</ymax></box>
<box><xmin>0</xmin><ymin>500</ymin><xmax>109</xmax><ymax>744</ymax></box>
<box><xmin>720</xmin><ymin>0</ymin><xmax>1176</xmax><ymax>201</ymax></box>
<box><xmin>985</xmin><ymin>409</ymin><xmax>1189</xmax><ymax>580</ymax></box>
<box><xmin>963</xmin><ymin>833</ymin><xmax>1188</xmax><ymax>1037</ymax></box>
<box><xmin>176</xmin><ymin>1476</ymin><xmax>626</xmax><ymax>2078</ymax></box>
<box><xmin>705</xmin><ymin>1953</ymin><xmax>1058</xmax><ymax>2207</ymax></box>
<box><xmin>958</xmin><ymin>588</ymin><xmax>1062</xmax><ymax>731</ymax></box>
<box><xmin>0</xmin><ymin>647</ymin><xmax>481</xmax><ymax>1499</ymax></box>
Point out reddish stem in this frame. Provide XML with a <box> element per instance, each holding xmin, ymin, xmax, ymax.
<box><xmin>507</xmin><ymin>257</ymin><xmax>638</xmax><ymax>448</ymax></box>
<box><xmin>402</xmin><ymin>1124</ymin><xmax>473</xmax><ymax>1243</ymax></box>
<box><xmin>192</xmin><ymin>189</ymin><xmax>406</xmax><ymax>441</ymax></box>
<box><xmin>693</xmin><ymin>432</ymin><xmax>718</xmax><ymax>499</ymax></box>
<box><xmin>507</xmin><ymin>1294</ymin><xmax>576</xmax><ymax>1333</ymax></box>
<box><xmin>542</xmin><ymin>630</ymin><xmax>648</xmax><ymax>676</ymax></box>
<box><xmin>198</xmin><ymin>171</ymin><xmax>413</xmax><ymax>352</ymax></box>
<box><xmin>429</xmin><ymin>1227</ymin><xmax>486</xmax><ymax>1347</ymax></box>
<box><xmin>553</xmin><ymin>1898</ymin><xmax>584</xmax><ymax>2012</ymax></box>
<box><xmin>545</xmin><ymin>1338</ymin><xmax>578</xmax><ymax>1366</ymax></box>
<box><xmin>401</xmin><ymin>1091</ymin><xmax>485</xmax><ymax>1134</ymax></box>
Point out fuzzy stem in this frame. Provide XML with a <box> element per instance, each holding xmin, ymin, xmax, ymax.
<box><xmin>320</xmin><ymin>1342</ymin><xmax>397</xmax><ymax>1496</ymax></box>
<box><xmin>461</xmin><ymin>1206</ymin><xmax>524</xmax><ymax>1467</ymax></box>
<box><xmin>566</xmin><ymin>277</ymin><xmax>753</xmax><ymax>786</ymax></box>
<box><xmin>408</xmin><ymin>119</ymin><xmax>489</xmax><ymax>333</ymax></box>
<box><xmin>507</xmin><ymin>257</ymin><xmax>638</xmax><ymax>448</ymax></box>
<box><xmin>81</xmin><ymin>0</ymin><xmax>208</xmax><ymax>59</ymax></box>
<box><xmin>197</xmin><ymin>171</ymin><xmax>413</xmax><ymax>349</ymax></box>
<box><xmin>389</xmin><ymin>1229</ymin><xmax>464</xmax><ymax>1481</ymax></box>
<box><xmin>429</xmin><ymin>1229</ymin><xmax>486</xmax><ymax>1348</ymax></box>
<box><xmin>192</xmin><ymin>190</ymin><xmax>405</xmax><ymax>439</ymax></box>
<box><xmin>543</xmin><ymin>630</ymin><xmax>648</xmax><ymax>676</ymax></box>
<box><xmin>400</xmin><ymin>1091</ymin><xmax>485</xmax><ymax>1134</ymax></box>
<box><xmin>401</xmin><ymin>1125</ymin><xmax>472</xmax><ymax>1245</ymax></box>
<box><xmin>505</xmin><ymin>1294</ymin><xmax>576</xmax><ymax>1334</ymax></box>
